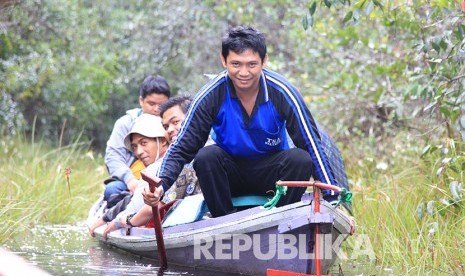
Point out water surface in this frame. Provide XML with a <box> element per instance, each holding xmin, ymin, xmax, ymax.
<box><xmin>5</xmin><ymin>223</ymin><xmax>237</xmax><ymax>275</ymax></box>
<box><xmin>4</xmin><ymin>223</ymin><xmax>389</xmax><ymax>275</ymax></box>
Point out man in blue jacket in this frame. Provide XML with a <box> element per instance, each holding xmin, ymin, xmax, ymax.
<box><xmin>144</xmin><ymin>26</ymin><xmax>345</xmax><ymax>217</ymax></box>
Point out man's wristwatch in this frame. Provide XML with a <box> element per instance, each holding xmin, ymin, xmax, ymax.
<box><xmin>126</xmin><ymin>213</ymin><xmax>135</xmax><ymax>228</ymax></box>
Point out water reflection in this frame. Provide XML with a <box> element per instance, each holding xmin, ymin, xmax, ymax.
<box><xmin>4</xmin><ymin>223</ymin><xmax>390</xmax><ymax>275</ymax></box>
<box><xmin>4</xmin><ymin>223</ymin><xmax>236</xmax><ymax>275</ymax></box>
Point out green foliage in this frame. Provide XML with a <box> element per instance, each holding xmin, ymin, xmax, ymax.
<box><xmin>1</xmin><ymin>1</ymin><xmax>465</xmax><ymax>272</ymax></box>
<box><xmin>0</xmin><ymin>0</ymin><xmax>226</xmax><ymax>149</ymax></box>
<box><xmin>295</xmin><ymin>0</ymin><xmax>465</xmax><ymax>272</ymax></box>
<box><xmin>0</xmin><ymin>92</ymin><xmax>25</xmax><ymax>136</ymax></box>
<box><xmin>1</xmin><ymin>0</ymin><xmax>462</xmax><ymax>149</ymax></box>
<box><xmin>417</xmin><ymin>139</ymin><xmax>464</xmax><ymax>220</ymax></box>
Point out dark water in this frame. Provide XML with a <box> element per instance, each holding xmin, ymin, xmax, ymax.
<box><xmin>4</xmin><ymin>223</ymin><xmax>237</xmax><ymax>275</ymax></box>
<box><xmin>4</xmin><ymin>223</ymin><xmax>389</xmax><ymax>275</ymax></box>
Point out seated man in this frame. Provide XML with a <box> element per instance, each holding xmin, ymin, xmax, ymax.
<box><xmin>159</xmin><ymin>96</ymin><xmax>205</xmax><ymax>204</ymax></box>
<box><xmin>143</xmin><ymin>26</ymin><xmax>344</xmax><ymax>218</ymax></box>
<box><xmin>89</xmin><ymin>113</ymin><xmax>169</xmax><ymax>237</ymax></box>
<box><xmin>104</xmin><ymin>75</ymin><xmax>170</xmax><ymax>205</ymax></box>
<box><xmin>105</xmin><ymin>96</ymin><xmax>205</xmax><ymax>231</ymax></box>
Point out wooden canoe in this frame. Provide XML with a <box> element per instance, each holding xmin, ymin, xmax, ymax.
<box><xmin>88</xmin><ymin>193</ymin><xmax>355</xmax><ymax>275</ymax></box>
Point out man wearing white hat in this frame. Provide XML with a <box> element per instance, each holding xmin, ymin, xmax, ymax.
<box><xmin>89</xmin><ymin>113</ymin><xmax>168</xmax><ymax>237</ymax></box>
<box><xmin>123</xmin><ymin>113</ymin><xmax>169</xmax><ymax>171</ymax></box>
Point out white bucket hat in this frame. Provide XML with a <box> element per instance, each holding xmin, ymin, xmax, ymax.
<box><xmin>124</xmin><ymin>114</ymin><xmax>165</xmax><ymax>152</ymax></box>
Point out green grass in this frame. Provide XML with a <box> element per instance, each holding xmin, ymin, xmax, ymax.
<box><xmin>1</xmin><ymin>131</ymin><xmax>464</xmax><ymax>275</ymax></box>
<box><xmin>341</xmin><ymin>132</ymin><xmax>465</xmax><ymax>275</ymax></box>
<box><xmin>0</xmin><ymin>134</ymin><xmax>105</xmax><ymax>244</ymax></box>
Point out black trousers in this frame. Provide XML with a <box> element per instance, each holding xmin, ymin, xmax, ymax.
<box><xmin>193</xmin><ymin>145</ymin><xmax>314</xmax><ymax>217</ymax></box>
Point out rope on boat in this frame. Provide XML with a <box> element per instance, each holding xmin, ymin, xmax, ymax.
<box><xmin>333</xmin><ymin>187</ymin><xmax>352</xmax><ymax>208</ymax></box>
<box><xmin>263</xmin><ymin>184</ymin><xmax>352</xmax><ymax>209</ymax></box>
<box><xmin>263</xmin><ymin>185</ymin><xmax>287</xmax><ymax>209</ymax></box>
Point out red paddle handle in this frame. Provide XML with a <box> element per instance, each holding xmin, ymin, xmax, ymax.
<box><xmin>141</xmin><ymin>171</ymin><xmax>161</xmax><ymax>192</ymax></box>
<box><xmin>140</xmin><ymin>171</ymin><xmax>167</xmax><ymax>270</ymax></box>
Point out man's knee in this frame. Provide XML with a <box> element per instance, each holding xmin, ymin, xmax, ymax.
<box><xmin>195</xmin><ymin>145</ymin><xmax>224</xmax><ymax>165</ymax></box>
<box><xmin>282</xmin><ymin>148</ymin><xmax>314</xmax><ymax>181</ymax></box>
<box><xmin>286</xmin><ymin>148</ymin><xmax>312</xmax><ymax>166</ymax></box>
<box><xmin>103</xmin><ymin>180</ymin><xmax>126</xmax><ymax>200</ymax></box>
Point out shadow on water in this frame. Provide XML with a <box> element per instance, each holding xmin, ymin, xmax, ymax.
<box><xmin>4</xmin><ymin>223</ymin><xmax>237</xmax><ymax>276</ymax></box>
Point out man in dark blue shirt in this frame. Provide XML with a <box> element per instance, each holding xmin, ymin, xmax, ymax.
<box><xmin>143</xmin><ymin>26</ymin><xmax>345</xmax><ymax>217</ymax></box>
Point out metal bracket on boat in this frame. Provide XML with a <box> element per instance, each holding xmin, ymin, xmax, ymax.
<box><xmin>277</xmin><ymin>213</ymin><xmax>334</xmax><ymax>234</ymax></box>
<box><xmin>301</xmin><ymin>192</ymin><xmax>314</xmax><ymax>205</ymax></box>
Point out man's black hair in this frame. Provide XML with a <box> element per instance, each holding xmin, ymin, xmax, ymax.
<box><xmin>221</xmin><ymin>26</ymin><xmax>267</xmax><ymax>62</ymax></box>
<box><xmin>139</xmin><ymin>75</ymin><xmax>171</xmax><ymax>98</ymax></box>
<box><xmin>159</xmin><ymin>95</ymin><xmax>192</xmax><ymax>118</ymax></box>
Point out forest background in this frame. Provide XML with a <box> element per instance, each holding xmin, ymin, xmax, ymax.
<box><xmin>1</xmin><ymin>0</ymin><xmax>464</xmax><ymax>274</ymax></box>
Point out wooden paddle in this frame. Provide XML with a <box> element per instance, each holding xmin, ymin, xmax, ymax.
<box><xmin>141</xmin><ymin>171</ymin><xmax>167</xmax><ymax>270</ymax></box>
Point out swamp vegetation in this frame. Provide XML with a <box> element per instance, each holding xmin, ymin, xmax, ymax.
<box><xmin>1</xmin><ymin>0</ymin><xmax>465</xmax><ymax>274</ymax></box>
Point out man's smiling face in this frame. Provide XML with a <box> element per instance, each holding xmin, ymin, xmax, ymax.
<box><xmin>162</xmin><ymin>105</ymin><xmax>185</xmax><ymax>143</ymax></box>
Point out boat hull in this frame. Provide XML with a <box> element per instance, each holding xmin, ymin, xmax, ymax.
<box><xmin>91</xmin><ymin>199</ymin><xmax>354</xmax><ymax>275</ymax></box>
